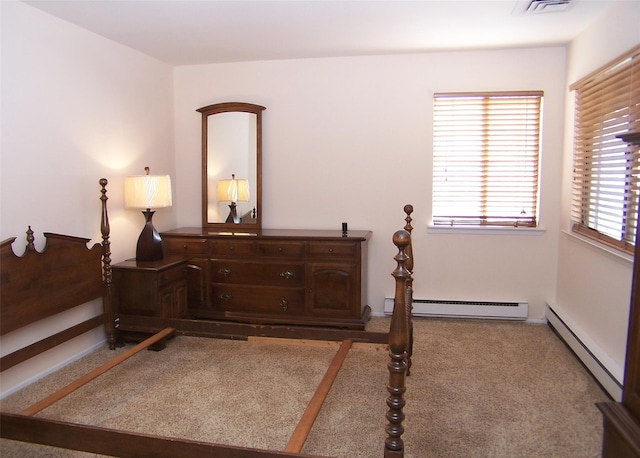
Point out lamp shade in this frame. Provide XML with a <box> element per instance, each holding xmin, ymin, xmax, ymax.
<box><xmin>124</xmin><ymin>174</ymin><xmax>172</xmax><ymax>209</ymax></box>
<box><xmin>217</xmin><ymin>176</ymin><xmax>249</xmax><ymax>203</ymax></box>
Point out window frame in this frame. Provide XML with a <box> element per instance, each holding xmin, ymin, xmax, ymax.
<box><xmin>431</xmin><ymin>90</ymin><xmax>543</xmax><ymax>229</ymax></box>
<box><xmin>569</xmin><ymin>45</ymin><xmax>640</xmax><ymax>255</ymax></box>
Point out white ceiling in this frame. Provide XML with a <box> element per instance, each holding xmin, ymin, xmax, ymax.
<box><xmin>24</xmin><ymin>0</ymin><xmax>621</xmax><ymax>66</ymax></box>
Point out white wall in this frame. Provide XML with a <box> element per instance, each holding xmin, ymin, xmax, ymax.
<box><xmin>555</xmin><ymin>0</ymin><xmax>640</xmax><ymax>383</ymax></box>
<box><xmin>174</xmin><ymin>47</ymin><xmax>566</xmax><ymax>322</ymax></box>
<box><xmin>0</xmin><ymin>1</ymin><xmax>175</xmax><ymax>396</ymax></box>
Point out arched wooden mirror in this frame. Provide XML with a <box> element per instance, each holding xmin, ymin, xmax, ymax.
<box><xmin>198</xmin><ymin>102</ymin><xmax>265</xmax><ymax>229</ymax></box>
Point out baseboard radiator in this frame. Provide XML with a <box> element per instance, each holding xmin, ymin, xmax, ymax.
<box><xmin>545</xmin><ymin>304</ymin><xmax>622</xmax><ymax>401</ymax></box>
<box><xmin>384</xmin><ymin>298</ymin><xmax>528</xmax><ymax>320</ymax></box>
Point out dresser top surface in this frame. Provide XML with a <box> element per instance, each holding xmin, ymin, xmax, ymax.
<box><xmin>161</xmin><ymin>227</ymin><xmax>372</xmax><ymax>241</ymax></box>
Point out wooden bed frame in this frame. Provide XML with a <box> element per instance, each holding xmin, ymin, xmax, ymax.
<box><xmin>0</xmin><ymin>179</ymin><xmax>414</xmax><ymax>457</ymax></box>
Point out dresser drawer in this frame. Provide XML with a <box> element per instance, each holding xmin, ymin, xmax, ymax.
<box><xmin>211</xmin><ymin>284</ymin><xmax>305</xmax><ymax>315</ymax></box>
<box><xmin>210</xmin><ymin>240</ymin><xmax>255</xmax><ymax>256</ymax></box>
<box><xmin>164</xmin><ymin>238</ymin><xmax>208</xmax><ymax>256</ymax></box>
<box><xmin>211</xmin><ymin>260</ymin><xmax>304</xmax><ymax>287</ymax></box>
<box><xmin>308</xmin><ymin>242</ymin><xmax>358</xmax><ymax>258</ymax></box>
<box><xmin>257</xmin><ymin>241</ymin><xmax>305</xmax><ymax>257</ymax></box>
<box><xmin>158</xmin><ymin>265</ymin><xmax>188</xmax><ymax>287</ymax></box>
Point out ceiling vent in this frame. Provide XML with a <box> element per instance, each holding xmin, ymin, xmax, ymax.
<box><xmin>514</xmin><ymin>0</ymin><xmax>575</xmax><ymax>15</ymax></box>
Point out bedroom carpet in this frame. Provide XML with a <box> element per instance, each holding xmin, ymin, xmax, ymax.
<box><xmin>1</xmin><ymin>317</ymin><xmax>610</xmax><ymax>457</ymax></box>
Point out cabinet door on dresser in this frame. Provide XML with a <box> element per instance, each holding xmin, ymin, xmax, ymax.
<box><xmin>307</xmin><ymin>262</ymin><xmax>358</xmax><ymax>316</ymax></box>
<box><xmin>306</xmin><ymin>241</ymin><xmax>362</xmax><ymax>318</ymax></box>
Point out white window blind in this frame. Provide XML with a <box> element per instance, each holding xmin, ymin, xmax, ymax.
<box><xmin>570</xmin><ymin>45</ymin><xmax>640</xmax><ymax>255</ymax></box>
<box><xmin>432</xmin><ymin>91</ymin><xmax>542</xmax><ymax>227</ymax></box>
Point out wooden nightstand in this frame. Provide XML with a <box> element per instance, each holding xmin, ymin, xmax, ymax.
<box><xmin>112</xmin><ymin>256</ymin><xmax>189</xmax><ymax>320</ymax></box>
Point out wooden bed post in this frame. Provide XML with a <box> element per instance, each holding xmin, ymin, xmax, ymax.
<box><xmin>385</xmin><ymin>230</ymin><xmax>411</xmax><ymax>458</ymax></box>
<box><xmin>403</xmin><ymin>204</ymin><xmax>414</xmax><ymax>376</ymax></box>
<box><xmin>99</xmin><ymin>178</ymin><xmax>117</xmax><ymax>349</ymax></box>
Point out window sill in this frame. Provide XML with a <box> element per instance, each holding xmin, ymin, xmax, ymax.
<box><xmin>561</xmin><ymin>229</ymin><xmax>633</xmax><ymax>264</ymax></box>
<box><xmin>427</xmin><ymin>225</ymin><xmax>546</xmax><ymax>235</ymax></box>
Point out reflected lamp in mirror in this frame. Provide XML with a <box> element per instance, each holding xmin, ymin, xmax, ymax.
<box><xmin>124</xmin><ymin>167</ymin><xmax>172</xmax><ymax>261</ymax></box>
<box><xmin>217</xmin><ymin>174</ymin><xmax>249</xmax><ymax>224</ymax></box>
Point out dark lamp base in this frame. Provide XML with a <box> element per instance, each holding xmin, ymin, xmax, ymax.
<box><xmin>225</xmin><ymin>202</ymin><xmax>240</xmax><ymax>224</ymax></box>
<box><xmin>136</xmin><ymin>210</ymin><xmax>163</xmax><ymax>261</ymax></box>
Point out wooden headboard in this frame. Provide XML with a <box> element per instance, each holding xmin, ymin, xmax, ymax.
<box><xmin>0</xmin><ymin>231</ymin><xmax>103</xmax><ymax>335</ymax></box>
<box><xmin>0</xmin><ymin>178</ymin><xmax>112</xmax><ymax>372</ymax></box>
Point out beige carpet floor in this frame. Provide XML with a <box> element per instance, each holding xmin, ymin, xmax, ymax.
<box><xmin>1</xmin><ymin>317</ymin><xmax>611</xmax><ymax>457</ymax></box>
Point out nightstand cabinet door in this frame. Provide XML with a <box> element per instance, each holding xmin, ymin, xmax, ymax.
<box><xmin>162</xmin><ymin>237</ymin><xmax>209</xmax><ymax>313</ymax></box>
<box><xmin>185</xmin><ymin>258</ymin><xmax>208</xmax><ymax>309</ymax></box>
<box><xmin>159</xmin><ymin>280</ymin><xmax>188</xmax><ymax>318</ymax></box>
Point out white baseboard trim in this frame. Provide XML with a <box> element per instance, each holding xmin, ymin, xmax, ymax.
<box><xmin>0</xmin><ymin>339</ymin><xmax>106</xmax><ymax>400</ymax></box>
<box><xmin>545</xmin><ymin>304</ymin><xmax>622</xmax><ymax>401</ymax></box>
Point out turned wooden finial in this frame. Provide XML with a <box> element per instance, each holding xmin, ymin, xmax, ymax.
<box><xmin>390</xmin><ymin>229</ymin><xmax>411</xmax><ymax>355</ymax></box>
<box><xmin>393</xmin><ymin>229</ymin><xmax>410</xmax><ymax>253</ymax></box>
<box><xmin>99</xmin><ymin>178</ymin><xmax>117</xmax><ymax>349</ymax></box>
<box><xmin>99</xmin><ymin>178</ymin><xmax>110</xmax><ymax>252</ymax></box>
<box><xmin>401</xmin><ymin>205</ymin><xmax>414</xmax><ymax>377</ymax></box>
<box><xmin>403</xmin><ymin>205</ymin><xmax>414</xmax><ymax>273</ymax></box>
<box><xmin>385</xmin><ymin>229</ymin><xmax>411</xmax><ymax>458</ymax></box>
<box><xmin>403</xmin><ymin>204</ymin><xmax>413</xmax><ymax>232</ymax></box>
<box><xmin>25</xmin><ymin>226</ymin><xmax>35</xmax><ymax>252</ymax></box>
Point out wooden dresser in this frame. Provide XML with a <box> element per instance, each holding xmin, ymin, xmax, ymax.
<box><xmin>160</xmin><ymin>228</ymin><xmax>372</xmax><ymax>329</ymax></box>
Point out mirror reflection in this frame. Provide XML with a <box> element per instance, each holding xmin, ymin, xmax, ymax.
<box><xmin>207</xmin><ymin>112</ymin><xmax>256</xmax><ymax>223</ymax></box>
<box><xmin>198</xmin><ymin>102</ymin><xmax>265</xmax><ymax>229</ymax></box>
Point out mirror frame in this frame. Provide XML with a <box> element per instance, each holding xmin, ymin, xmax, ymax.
<box><xmin>198</xmin><ymin>102</ymin><xmax>265</xmax><ymax>230</ymax></box>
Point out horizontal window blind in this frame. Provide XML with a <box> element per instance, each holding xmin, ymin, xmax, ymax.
<box><xmin>432</xmin><ymin>91</ymin><xmax>542</xmax><ymax>227</ymax></box>
<box><xmin>570</xmin><ymin>45</ymin><xmax>640</xmax><ymax>254</ymax></box>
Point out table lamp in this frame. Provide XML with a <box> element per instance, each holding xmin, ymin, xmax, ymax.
<box><xmin>124</xmin><ymin>167</ymin><xmax>172</xmax><ymax>261</ymax></box>
<box><xmin>217</xmin><ymin>174</ymin><xmax>249</xmax><ymax>223</ymax></box>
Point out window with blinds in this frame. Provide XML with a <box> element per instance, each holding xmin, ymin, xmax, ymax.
<box><xmin>432</xmin><ymin>91</ymin><xmax>542</xmax><ymax>227</ymax></box>
<box><xmin>570</xmin><ymin>45</ymin><xmax>640</xmax><ymax>255</ymax></box>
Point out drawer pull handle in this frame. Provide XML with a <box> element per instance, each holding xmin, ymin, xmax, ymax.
<box><xmin>280</xmin><ymin>270</ymin><xmax>295</xmax><ymax>280</ymax></box>
<box><xmin>218</xmin><ymin>268</ymin><xmax>232</xmax><ymax>276</ymax></box>
<box><xmin>278</xmin><ymin>247</ymin><xmax>283</xmax><ymax>252</ymax></box>
<box><xmin>329</xmin><ymin>248</ymin><xmax>334</xmax><ymax>253</ymax></box>
<box><xmin>229</xmin><ymin>246</ymin><xmax>235</xmax><ymax>251</ymax></box>
<box><xmin>280</xmin><ymin>296</ymin><xmax>288</xmax><ymax>312</ymax></box>
<box><xmin>182</xmin><ymin>244</ymin><xmax>188</xmax><ymax>250</ymax></box>
<box><xmin>220</xmin><ymin>293</ymin><xmax>233</xmax><ymax>302</ymax></box>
